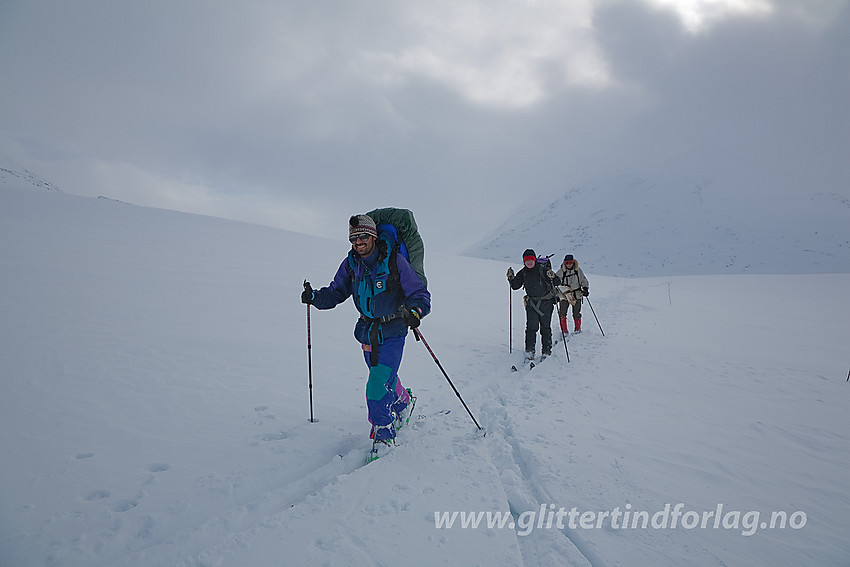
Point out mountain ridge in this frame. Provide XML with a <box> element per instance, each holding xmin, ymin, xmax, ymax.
<box><xmin>466</xmin><ymin>174</ymin><xmax>850</xmax><ymax>277</ymax></box>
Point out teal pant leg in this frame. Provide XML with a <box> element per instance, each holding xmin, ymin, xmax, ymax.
<box><xmin>363</xmin><ymin>336</ymin><xmax>406</xmax><ymax>429</ymax></box>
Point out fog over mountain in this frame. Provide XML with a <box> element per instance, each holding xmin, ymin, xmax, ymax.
<box><xmin>467</xmin><ymin>173</ymin><xmax>850</xmax><ymax>277</ymax></box>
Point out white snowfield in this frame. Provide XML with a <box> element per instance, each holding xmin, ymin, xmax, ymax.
<box><xmin>1</xmin><ymin>182</ymin><xmax>848</xmax><ymax>566</ymax></box>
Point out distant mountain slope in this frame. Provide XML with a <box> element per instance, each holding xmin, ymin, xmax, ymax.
<box><xmin>0</xmin><ymin>165</ymin><xmax>64</xmax><ymax>193</ymax></box>
<box><xmin>466</xmin><ymin>174</ymin><xmax>850</xmax><ymax>276</ymax></box>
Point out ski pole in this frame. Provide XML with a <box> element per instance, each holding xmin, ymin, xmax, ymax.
<box><xmin>304</xmin><ymin>280</ymin><xmax>317</xmax><ymax>423</ymax></box>
<box><xmin>558</xmin><ymin>307</ymin><xmax>570</xmax><ymax>363</ymax></box>
<box><xmin>546</xmin><ymin>269</ymin><xmax>569</xmax><ymax>361</ymax></box>
<box><xmin>509</xmin><ymin>283</ymin><xmax>513</xmax><ymax>354</ymax></box>
<box><xmin>585</xmin><ymin>296</ymin><xmax>605</xmax><ymax>337</ymax></box>
<box><xmin>413</xmin><ymin>328</ymin><xmax>484</xmax><ymax>433</ymax></box>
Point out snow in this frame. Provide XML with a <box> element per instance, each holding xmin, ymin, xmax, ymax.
<box><xmin>1</xmin><ymin>180</ymin><xmax>849</xmax><ymax>566</ymax></box>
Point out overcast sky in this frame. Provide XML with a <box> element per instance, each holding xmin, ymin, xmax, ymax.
<box><xmin>1</xmin><ymin>0</ymin><xmax>847</xmax><ymax>251</ymax></box>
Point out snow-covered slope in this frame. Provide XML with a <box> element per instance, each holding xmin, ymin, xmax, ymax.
<box><xmin>1</xmin><ymin>180</ymin><xmax>849</xmax><ymax>566</ymax></box>
<box><xmin>467</xmin><ymin>174</ymin><xmax>850</xmax><ymax>277</ymax></box>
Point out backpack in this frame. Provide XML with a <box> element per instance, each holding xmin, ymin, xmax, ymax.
<box><xmin>537</xmin><ymin>254</ymin><xmax>558</xmax><ymax>300</ymax></box>
<box><xmin>537</xmin><ymin>254</ymin><xmax>553</xmax><ymax>271</ymax></box>
<box><xmin>366</xmin><ymin>207</ymin><xmax>427</xmax><ymax>288</ymax></box>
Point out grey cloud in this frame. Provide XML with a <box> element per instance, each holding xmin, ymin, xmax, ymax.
<box><xmin>1</xmin><ymin>0</ymin><xmax>847</xmax><ymax>250</ymax></box>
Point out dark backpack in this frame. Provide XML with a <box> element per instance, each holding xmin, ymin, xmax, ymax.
<box><xmin>537</xmin><ymin>254</ymin><xmax>553</xmax><ymax>271</ymax></box>
<box><xmin>366</xmin><ymin>207</ymin><xmax>427</xmax><ymax>288</ymax></box>
<box><xmin>537</xmin><ymin>254</ymin><xmax>558</xmax><ymax>299</ymax></box>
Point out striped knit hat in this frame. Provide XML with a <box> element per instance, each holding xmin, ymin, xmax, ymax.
<box><xmin>349</xmin><ymin>214</ymin><xmax>378</xmax><ymax>239</ymax></box>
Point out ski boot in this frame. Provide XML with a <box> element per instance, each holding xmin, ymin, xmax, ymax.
<box><xmin>368</xmin><ymin>423</ymin><xmax>397</xmax><ymax>463</ymax></box>
<box><xmin>393</xmin><ymin>389</ymin><xmax>417</xmax><ymax>431</ymax></box>
<box><xmin>559</xmin><ymin>316</ymin><xmax>569</xmax><ymax>335</ymax></box>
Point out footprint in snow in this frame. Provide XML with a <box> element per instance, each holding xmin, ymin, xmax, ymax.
<box><xmin>83</xmin><ymin>489</ymin><xmax>111</xmax><ymax>501</ymax></box>
<box><xmin>113</xmin><ymin>499</ymin><xmax>139</xmax><ymax>513</ymax></box>
<box><xmin>253</xmin><ymin>406</ymin><xmax>276</xmax><ymax>423</ymax></box>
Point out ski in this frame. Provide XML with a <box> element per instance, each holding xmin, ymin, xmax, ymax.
<box><xmin>368</xmin><ymin>439</ymin><xmax>395</xmax><ymax>463</ymax></box>
<box><xmin>511</xmin><ymin>351</ymin><xmax>558</xmax><ymax>371</ymax></box>
<box><xmin>511</xmin><ymin>359</ymin><xmax>534</xmax><ymax>372</ymax></box>
<box><xmin>511</xmin><ymin>335</ymin><xmax>559</xmax><ymax>369</ymax></box>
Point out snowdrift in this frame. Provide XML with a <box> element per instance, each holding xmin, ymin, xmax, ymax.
<box><xmin>1</xmin><ymin>183</ymin><xmax>849</xmax><ymax>566</ymax></box>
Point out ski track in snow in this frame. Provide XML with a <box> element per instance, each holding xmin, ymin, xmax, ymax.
<box><xmin>181</xmin><ymin>410</ymin><xmax>504</xmax><ymax>566</ymax></box>
<box><xmin>479</xmin><ymin>341</ymin><xmax>722</xmax><ymax>566</ymax></box>
<box><xmin>183</xmin><ymin>437</ymin><xmax>398</xmax><ymax>565</ymax></box>
<box><xmin>481</xmin><ymin>383</ymin><xmax>596</xmax><ymax>567</ymax></box>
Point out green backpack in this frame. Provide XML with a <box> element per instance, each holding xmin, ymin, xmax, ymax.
<box><xmin>366</xmin><ymin>207</ymin><xmax>427</xmax><ymax>288</ymax></box>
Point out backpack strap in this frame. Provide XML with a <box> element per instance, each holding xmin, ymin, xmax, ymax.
<box><xmin>375</xmin><ymin>230</ymin><xmax>401</xmax><ymax>292</ymax></box>
<box><xmin>387</xmin><ymin>245</ymin><xmax>401</xmax><ymax>291</ymax></box>
<box><xmin>534</xmin><ymin>263</ymin><xmax>557</xmax><ymax>301</ymax></box>
<box><xmin>346</xmin><ymin>239</ymin><xmax>397</xmax><ymax>290</ymax></box>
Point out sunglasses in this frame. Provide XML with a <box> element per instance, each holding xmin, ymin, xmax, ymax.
<box><xmin>349</xmin><ymin>233</ymin><xmax>372</xmax><ymax>243</ymax></box>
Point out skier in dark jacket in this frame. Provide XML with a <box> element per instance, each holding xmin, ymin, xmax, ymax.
<box><xmin>507</xmin><ymin>249</ymin><xmax>561</xmax><ymax>362</ymax></box>
<box><xmin>302</xmin><ymin>214</ymin><xmax>431</xmax><ymax>442</ymax></box>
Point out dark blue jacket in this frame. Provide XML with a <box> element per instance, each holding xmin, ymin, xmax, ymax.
<box><xmin>312</xmin><ymin>244</ymin><xmax>431</xmax><ymax>345</ymax></box>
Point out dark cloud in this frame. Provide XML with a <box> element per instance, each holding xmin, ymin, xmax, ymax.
<box><xmin>1</xmin><ymin>1</ymin><xmax>847</xmax><ymax>250</ymax></box>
